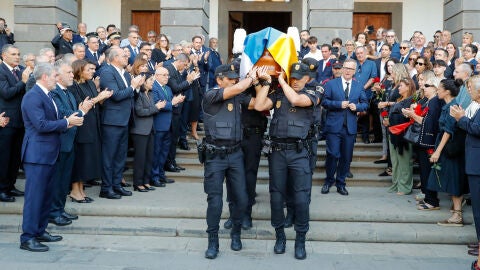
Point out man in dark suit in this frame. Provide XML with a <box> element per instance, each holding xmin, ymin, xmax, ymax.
<box><xmin>125</xmin><ymin>32</ymin><xmax>140</xmax><ymax>65</ymax></box>
<box><xmin>85</xmin><ymin>35</ymin><xmax>105</xmax><ymax>76</ymax></box>
<box><xmin>72</xmin><ymin>22</ymin><xmax>88</xmax><ymax>45</ymax></box>
<box><xmin>0</xmin><ymin>44</ymin><xmax>32</xmax><ymax>202</ymax></box>
<box><xmin>48</xmin><ymin>60</ymin><xmax>92</xmax><ymax>226</ymax></box>
<box><xmin>315</xmin><ymin>44</ymin><xmax>336</xmax><ymax>83</ymax></box>
<box><xmin>0</xmin><ymin>18</ymin><xmax>15</xmax><ymax>49</ymax></box>
<box><xmin>20</xmin><ymin>63</ymin><xmax>83</xmax><ymax>252</ymax></box>
<box><xmin>207</xmin><ymin>37</ymin><xmax>222</xmax><ymax>89</ymax></box>
<box><xmin>321</xmin><ymin>59</ymin><xmax>368</xmax><ymax>196</ymax></box>
<box><xmin>450</xmin><ymin>81</ymin><xmax>480</xmax><ymax>260</ymax></box>
<box><xmin>51</xmin><ymin>23</ymin><xmax>74</xmax><ymax>56</ymax></box>
<box><xmin>374</xmin><ymin>44</ymin><xmax>391</xmax><ymax>81</ymax></box>
<box><xmin>139</xmin><ymin>42</ymin><xmax>155</xmax><ymax>72</ymax></box>
<box><xmin>164</xmin><ymin>53</ymin><xmax>199</xmax><ymax>172</ymax></box>
<box><xmin>99</xmin><ymin>47</ymin><xmax>145</xmax><ymax>199</ymax></box>
<box><xmin>398</xmin><ymin>41</ymin><xmax>411</xmax><ymax>64</ymax></box>
<box><xmin>151</xmin><ymin>67</ymin><xmax>185</xmax><ymax>186</ymax></box>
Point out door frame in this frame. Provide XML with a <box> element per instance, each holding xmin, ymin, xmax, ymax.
<box><xmin>218</xmin><ymin>0</ymin><xmax>303</xmax><ymax>63</ymax></box>
<box><xmin>354</xmin><ymin>2</ymin><xmax>403</xmax><ymax>40</ymax></box>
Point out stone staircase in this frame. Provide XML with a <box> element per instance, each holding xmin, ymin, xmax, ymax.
<box><xmin>5</xmin><ymin>128</ymin><xmax>474</xmax><ymax>247</ymax></box>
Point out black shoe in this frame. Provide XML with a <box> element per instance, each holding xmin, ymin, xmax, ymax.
<box><xmin>205</xmin><ymin>233</ymin><xmax>219</xmax><ymax>259</ymax></box>
<box><xmin>150</xmin><ymin>180</ymin><xmax>166</xmax><ymax>187</ymax></box>
<box><xmin>160</xmin><ymin>178</ymin><xmax>175</xmax><ymax>184</ymax></box>
<box><xmin>144</xmin><ymin>185</ymin><xmax>156</xmax><ymax>191</ymax></box>
<box><xmin>373</xmin><ymin>159</ymin><xmax>388</xmax><ymax>164</ymax></box>
<box><xmin>69</xmin><ymin>196</ymin><xmax>89</xmax><ymax>203</ymax></box>
<box><xmin>173</xmin><ymin>162</ymin><xmax>186</xmax><ymax>170</ymax></box>
<box><xmin>224</xmin><ymin>218</ymin><xmax>232</xmax><ymax>229</ymax></box>
<box><xmin>133</xmin><ymin>186</ymin><xmax>148</xmax><ymax>192</ymax></box>
<box><xmin>165</xmin><ymin>163</ymin><xmax>180</xmax><ymax>172</ymax></box>
<box><xmin>0</xmin><ymin>192</ymin><xmax>15</xmax><ymax>202</ymax></box>
<box><xmin>230</xmin><ymin>235</ymin><xmax>242</xmax><ymax>251</ymax></box>
<box><xmin>337</xmin><ymin>187</ymin><xmax>349</xmax><ymax>196</ymax></box>
<box><xmin>294</xmin><ymin>233</ymin><xmax>307</xmax><ymax>260</ymax></box>
<box><xmin>242</xmin><ymin>217</ymin><xmax>252</xmax><ymax>230</ymax></box>
<box><xmin>321</xmin><ymin>184</ymin><xmax>331</xmax><ymax>194</ymax></box>
<box><xmin>121</xmin><ymin>182</ymin><xmax>131</xmax><ymax>187</ymax></box>
<box><xmin>20</xmin><ymin>239</ymin><xmax>49</xmax><ymax>252</ymax></box>
<box><xmin>84</xmin><ymin>196</ymin><xmax>94</xmax><ymax>203</ymax></box>
<box><xmin>274</xmin><ymin>229</ymin><xmax>286</xmax><ymax>254</ymax></box>
<box><xmin>8</xmin><ymin>188</ymin><xmax>24</xmax><ymax>197</ymax></box>
<box><xmin>61</xmin><ymin>212</ymin><xmax>78</xmax><ymax>220</ymax></box>
<box><xmin>99</xmin><ymin>191</ymin><xmax>121</xmax><ymax>199</ymax></box>
<box><xmin>113</xmin><ymin>187</ymin><xmax>132</xmax><ymax>196</ymax></box>
<box><xmin>87</xmin><ymin>180</ymin><xmax>101</xmax><ymax>186</ymax></box>
<box><xmin>179</xmin><ymin>142</ymin><xmax>190</xmax><ymax>150</ymax></box>
<box><xmin>48</xmin><ymin>216</ymin><xmax>72</xmax><ymax>226</ymax></box>
<box><xmin>36</xmin><ymin>231</ymin><xmax>62</xmax><ymax>242</ymax></box>
<box><xmin>346</xmin><ymin>171</ymin><xmax>353</xmax><ymax>178</ymax></box>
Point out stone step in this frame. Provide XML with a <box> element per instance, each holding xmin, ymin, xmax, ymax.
<box><xmin>1</xmin><ymin>182</ymin><xmax>466</xmax><ymax>224</ymax></box>
<box><xmin>0</xmin><ymin>214</ymin><xmax>474</xmax><ymax>244</ymax></box>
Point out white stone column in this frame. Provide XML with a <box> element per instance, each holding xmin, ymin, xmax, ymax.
<box><xmin>13</xmin><ymin>0</ymin><xmax>78</xmax><ymax>54</ymax></box>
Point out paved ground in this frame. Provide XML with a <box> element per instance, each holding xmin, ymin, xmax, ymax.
<box><xmin>0</xmin><ymin>232</ymin><xmax>473</xmax><ymax>270</ymax></box>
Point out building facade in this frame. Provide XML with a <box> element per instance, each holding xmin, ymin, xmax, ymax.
<box><xmin>1</xmin><ymin>0</ymin><xmax>479</xmax><ymax>61</ymax></box>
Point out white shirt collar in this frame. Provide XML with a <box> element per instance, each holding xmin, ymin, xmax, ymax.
<box><xmin>37</xmin><ymin>83</ymin><xmax>50</xmax><ymax>96</ymax></box>
<box><xmin>3</xmin><ymin>62</ymin><xmax>15</xmax><ymax>72</ymax></box>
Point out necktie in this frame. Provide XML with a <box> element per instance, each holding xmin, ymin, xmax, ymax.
<box><xmin>11</xmin><ymin>69</ymin><xmax>19</xmax><ymax>81</ymax></box>
<box><xmin>148</xmin><ymin>61</ymin><xmax>154</xmax><ymax>70</ymax></box>
<box><xmin>133</xmin><ymin>47</ymin><xmax>138</xmax><ymax>55</ymax></box>
<box><xmin>345</xmin><ymin>82</ymin><xmax>350</xmax><ymax>100</ymax></box>
<box><xmin>63</xmin><ymin>90</ymin><xmax>75</xmax><ymax>109</ymax></box>
<box><xmin>47</xmin><ymin>92</ymin><xmax>59</xmax><ymax>118</ymax></box>
<box><xmin>400</xmin><ymin>56</ymin><xmax>404</xmax><ymax>63</ymax></box>
<box><xmin>93</xmin><ymin>52</ymin><xmax>98</xmax><ymax>61</ymax></box>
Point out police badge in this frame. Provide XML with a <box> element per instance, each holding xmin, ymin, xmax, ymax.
<box><xmin>227</xmin><ymin>103</ymin><xmax>234</xmax><ymax>111</ymax></box>
<box><xmin>276</xmin><ymin>100</ymin><xmax>281</xmax><ymax>108</ymax></box>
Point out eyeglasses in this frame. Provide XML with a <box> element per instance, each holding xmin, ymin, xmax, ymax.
<box><xmin>400</xmin><ymin>46</ymin><xmax>409</xmax><ymax>50</ymax></box>
<box><xmin>415</xmin><ymin>62</ymin><xmax>425</xmax><ymax>66</ymax></box>
<box><xmin>434</xmin><ymin>35</ymin><xmax>440</xmax><ymax>38</ymax></box>
<box><xmin>465</xmin><ymin>32</ymin><xmax>473</xmax><ymax>35</ymax></box>
<box><xmin>424</xmin><ymin>84</ymin><xmax>435</xmax><ymax>88</ymax></box>
<box><xmin>345</xmin><ymin>44</ymin><xmax>354</xmax><ymax>46</ymax></box>
<box><xmin>386</xmin><ymin>35</ymin><xmax>395</xmax><ymax>38</ymax></box>
<box><xmin>343</xmin><ymin>66</ymin><xmax>356</xmax><ymax>71</ymax></box>
<box><xmin>408</xmin><ymin>58</ymin><xmax>417</xmax><ymax>61</ymax></box>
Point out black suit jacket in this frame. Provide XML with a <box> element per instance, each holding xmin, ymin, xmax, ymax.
<box><xmin>0</xmin><ymin>63</ymin><xmax>26</xmax><ymax>128</ymax></box>
<box><xmin>165</xmin><ymin>64</ymin><xmax>190</xmax><ymax>114</ymax></box>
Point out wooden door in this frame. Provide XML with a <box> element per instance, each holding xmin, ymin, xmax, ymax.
<box><xmin>353</xmin><ymin>13</ymin><xmax>391</xmax><ymax>41</ymax></box>
<box><xmin>132</xmin><ymin>11</ymin><xmax>160</xmax><ymax>41</ymax></box>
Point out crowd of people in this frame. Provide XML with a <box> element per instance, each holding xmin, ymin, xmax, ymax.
<box><xmin>1</xmin><ymin>17</ymin><xmax>480</xmax><ymax>267</ymax></box>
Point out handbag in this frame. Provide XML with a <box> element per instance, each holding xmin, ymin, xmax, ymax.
<box><xmin>403</xmin><ymin>122</ymin><xmax>422</xmax><ymax>144</ymax></box>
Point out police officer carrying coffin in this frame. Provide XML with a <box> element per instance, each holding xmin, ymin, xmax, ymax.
<box><xmin>284</xmin><ymin>57</ymin><xmax>322</xmax><ymax>228</ymax></box>
<box><xmin>200</xmin><ymin>64</ymin><xmax>265</xmax><ymax>259</ymax></box>
<box><xmin>255</xmin><ymin>63</ymin><xmax>321</xmax><ymax>260</ymax></box>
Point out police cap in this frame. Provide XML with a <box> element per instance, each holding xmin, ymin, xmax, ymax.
<box><xmin>215</xmin><ymin>64</ymin><xmax>239</xmax><ymax>79</ymax></box>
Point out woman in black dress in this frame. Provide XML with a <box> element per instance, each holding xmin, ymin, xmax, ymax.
<box><xmin>68</xmin><ymin>59</ymin><xmax>112</xmax><ymax>203</ymax></box>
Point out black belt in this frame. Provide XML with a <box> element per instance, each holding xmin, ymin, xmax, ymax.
<box><xmin>205</xmin><ymin>142</ymin><xmax>241</xmax><ymax>154</ymax></box>
<box><xmin>271</xmin><ymin>142</ymin><xmax>297</xmax><ymax>151</ymax></box>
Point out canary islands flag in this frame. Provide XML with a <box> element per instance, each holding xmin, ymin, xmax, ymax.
<box><xmin>239</xmin><ymin>27</ymin><xmax>298</xmax><ymax>81</ymax></box>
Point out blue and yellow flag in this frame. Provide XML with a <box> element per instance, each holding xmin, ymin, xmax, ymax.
<box><xmin>240</xmin><ymin>27</ymin><xmax>298</xmax><ymax>81</ymax></box>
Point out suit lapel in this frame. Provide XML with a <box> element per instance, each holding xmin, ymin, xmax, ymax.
<box><xmin>35</xmin><ymin>86</ymin><xmax>57</xmax><ymax>119</ymax></box>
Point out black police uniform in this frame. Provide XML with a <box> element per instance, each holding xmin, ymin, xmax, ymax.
<box><xmin>202</xmin><ymin>85</ymin><xmax>250</xmax><ymax>257</ymax></box>
<box><xmin>225</xmin><ymin>88</ymin><xmax>267</xmax><ymax>228</ymax></box>
<box><xmin>267</xmin><ymin>86</ymin><xmax>319</xmax><ymax>248</ymax></box>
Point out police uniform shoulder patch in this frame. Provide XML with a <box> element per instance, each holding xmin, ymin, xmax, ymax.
<box><xmin>276</xmin><ymin>100</ymin><xmax>281</xmax><ymax>108</ymax></box>
<box><xmin>316</xmin><ymin>85</ymin><xmax>325</xmax><ymax>94</ymax></box>
<box><xmin>227</xmin><ymin>103</ymin><xmax>234</xmax><ymax>111</ymax></box>
<box><xmin>305</xmin><ymin>90</ymin><xmax>315</xmax><ymax>96</ymax></box>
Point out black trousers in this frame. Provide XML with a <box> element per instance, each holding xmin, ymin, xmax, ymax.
<box><xmin>415</xmin><ymin>146</ymin><xmax>439</xmax><ymax>206</ymax></box>
<box><xmin>132</xmin><ymin>132</ymin><xmax>154</xmax><ymax>186</ymax></box>
<box><xmin>204</xmin><ymin>149</ymin><xmax>247</xmax><ymax>234</ymax></box>
<box><xmin>269</xmin><ymin>147</ymin><xmax>311</xmax><ymax>233</ymax></box>
<box><xmin>0</xmin><ymin>127</ymin><xmax>24</xmax><ymax>193</ymax></box>
<box><xmin>469</xmin><ymin>175</ymin><xmax>480</xmax><ymax>240</ymax></box>
<box><xmin>49</xmin><ymin>150</ymin><xmax>75</xmax><ymax>219</ymax></box>
<box><xmin>101</xmin><ymin>125</ymin><xmax>128</xmax><ymax>192</ymax></box>
<box><xmin>168</xmin><ymin>105</ymin><xmax>183</xmax><ymax>164</ymax></box>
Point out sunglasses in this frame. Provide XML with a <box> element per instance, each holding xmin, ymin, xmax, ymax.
<box><xmin>415</xmin><ymin>62</ymin><xmax>425</xmax><ymax>66</ymax></box>
<box><xmin>408</xmin><ymin>58</ymin><xmax>417</xmax><ymax>61</ymax></box>
<box><xmin>434</xmin><ymin>35</ymin><xmax>440</xmax><ymax>38</ymax></box>
<box><xmin>400</xmin><ymin>46</ymin><xmax>409</xmax><ymax>50</ymax></box>
<box><xmin>424</xmin><ymin>84</ymin><xmax>436</xmax><ymax>88</ymax></box>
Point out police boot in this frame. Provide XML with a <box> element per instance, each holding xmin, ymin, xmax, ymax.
<box><xmin>284</xmin><ymin>209</ymin><xmax>294</xmax><ymax>228</ymax></box>
<box><xmin>274</xmin><ymin>228</ymin><xmax>286</xmax><ymax>254</ymax></box>
<box><xmin>205</xmin><ymin>233</ymin><xmax>219</xmax><ymax>259</ymax></box>
<box><xmin>230</xmin><ymin>224</ymin><xmax>242</xmax><ymax>251</ymax></box>
<box><xmin>294</xmin><ymin>232</ymin><xmax>307</xmax><ymax>260</ymax></box>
